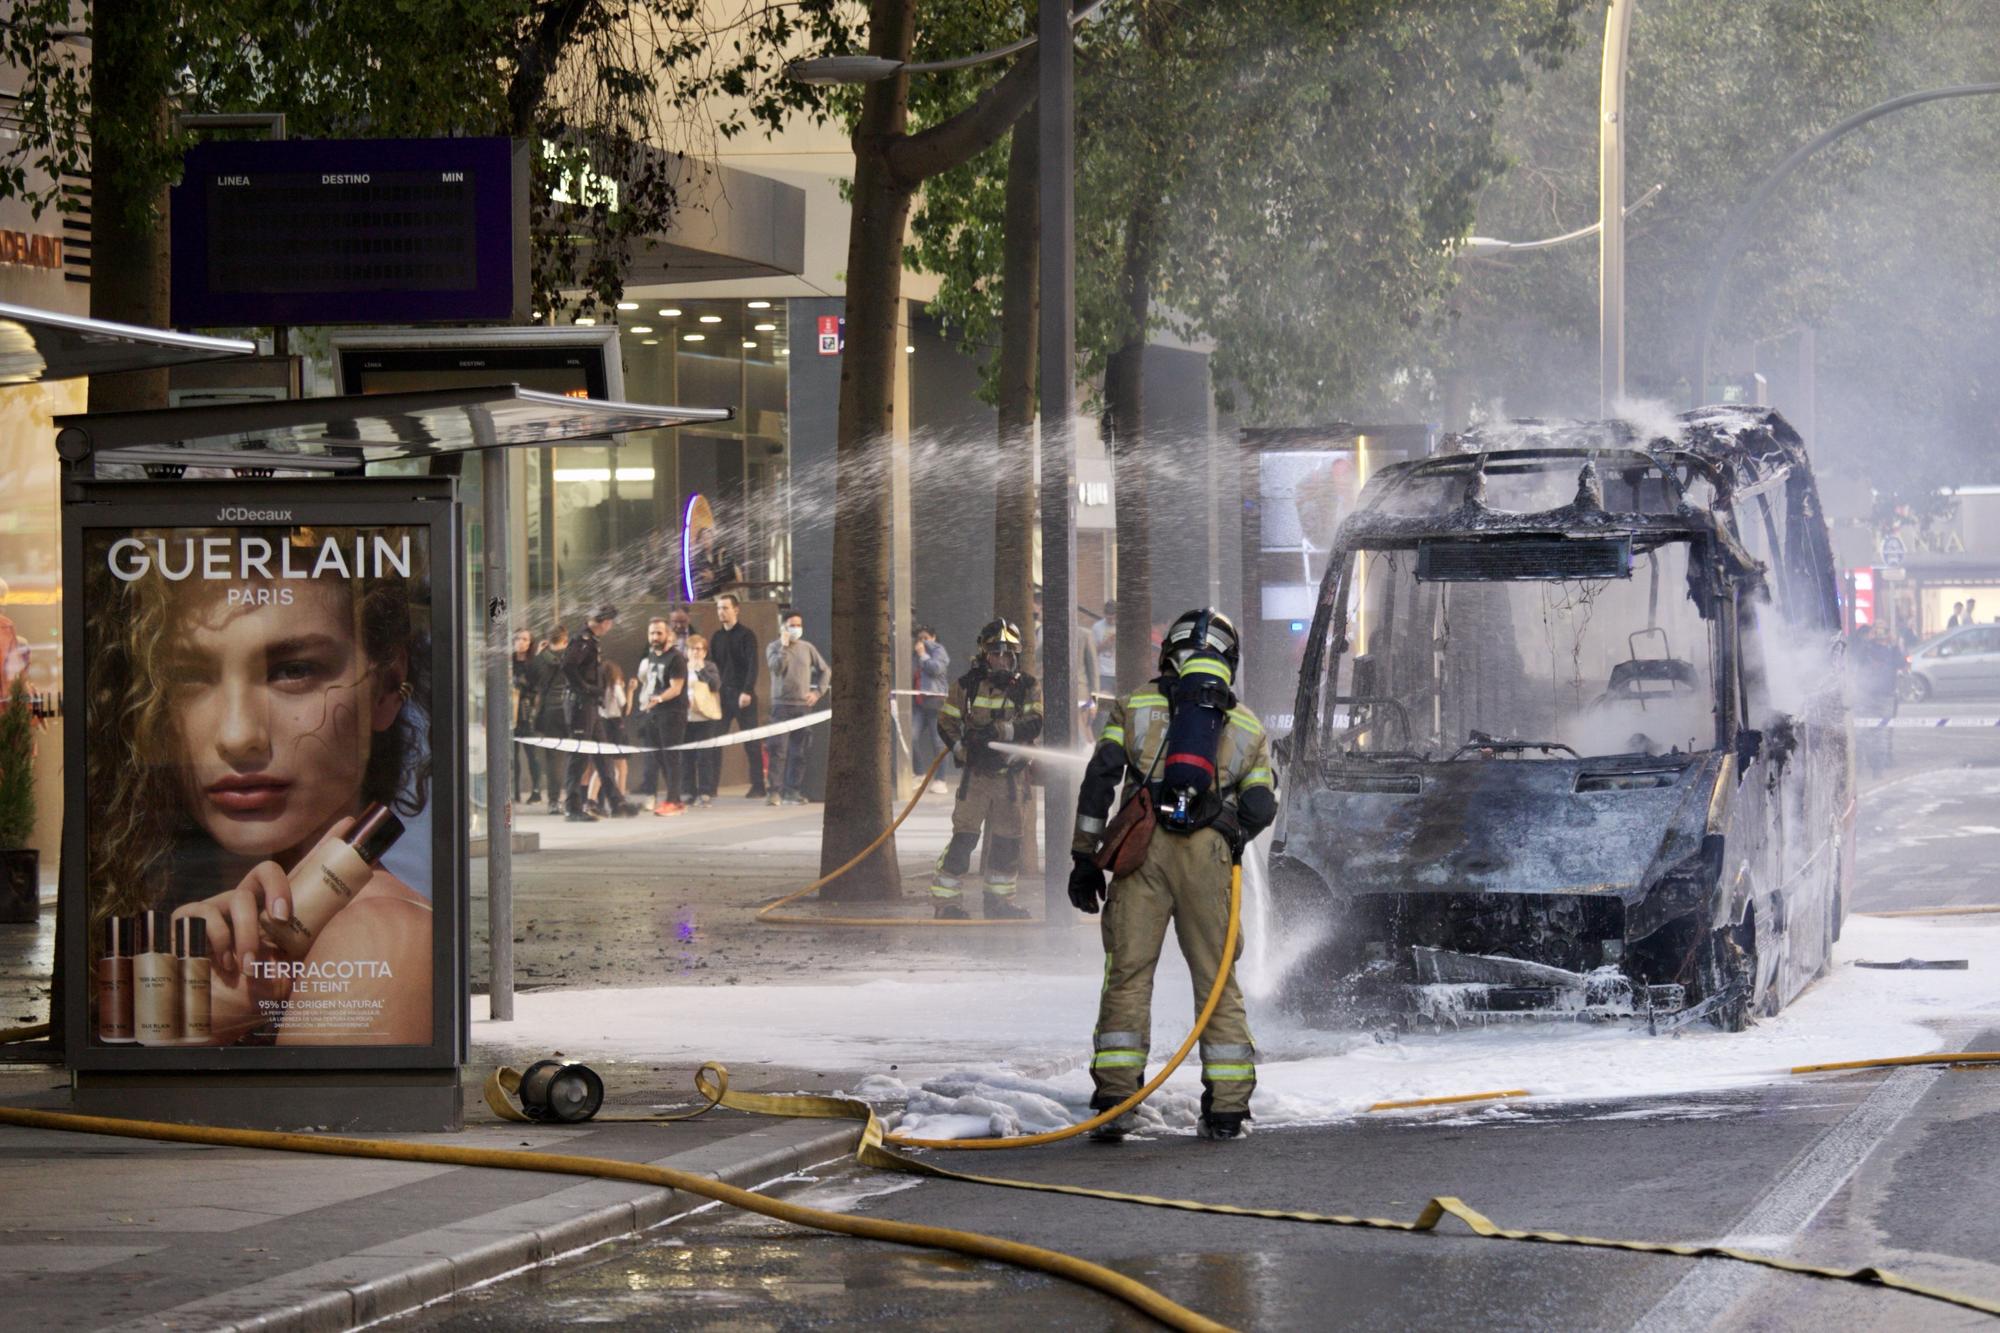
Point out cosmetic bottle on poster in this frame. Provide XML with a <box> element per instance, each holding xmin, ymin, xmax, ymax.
<box><xmin>132</xmin><ymin>909</ymin><xmax>180</xmax><ymax>1047</ymax></box>
<box><xmin>96</xmin><ymin>915</ymin><xmax>137</xmax><ymax>1044</ymax></box>
<box><xmin>174</xmin><ymin>915</ymin><xmax>211</xmax><ymax>1044</ymax></box>
<box><xmin>259</xmin><ymin>803</ymin><xmax>407</xmax><ymax>960</ymax></box>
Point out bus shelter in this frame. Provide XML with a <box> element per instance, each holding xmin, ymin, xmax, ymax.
<box><xmin>49</xmin><ymin>339</ymin><xmax>726</xmax><ymax>1130</ymax></box>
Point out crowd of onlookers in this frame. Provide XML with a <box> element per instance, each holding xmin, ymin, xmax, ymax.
<box><xmin>515</xmin><ymin>592</ymin><xmax>1131</xmax><ymax>825</ymax></box>
<box><xmin>512</xmin><ymin>593</ymin><xmax>830</xmax><ymax>822</ymax></box>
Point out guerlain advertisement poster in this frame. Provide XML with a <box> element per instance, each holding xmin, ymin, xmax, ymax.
<box><xmin>81</xmin><ymin>522</ymin><xmax>436</xmax><ymax>1049</ymax></box>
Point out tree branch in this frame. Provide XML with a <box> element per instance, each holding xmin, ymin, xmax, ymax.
<box><xmin>508</xmin><ymin>0</ymin><xmax>593</xmax><ymax>136</ymax></box>
<box><xmin>884</xmin><ymin>48</ymin><xmax>1037</xmax><ymax>188</ymax></box>
<box><xmin>885</xmin><ymin>0</ymin><xmax>1098</xmax><ymax>189</ymax></box>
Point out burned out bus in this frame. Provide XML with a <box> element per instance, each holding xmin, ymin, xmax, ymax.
<box><xmin>1270</xmin><ymin>408</ymin><xmax>1853</xmax><ymax>1030</ymax></box>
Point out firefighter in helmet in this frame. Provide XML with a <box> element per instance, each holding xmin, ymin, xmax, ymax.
<box><xmin>1067</xmin><ymin>608</ymin><xmax>1277</xmax><ymax>1140</ymax></box>
<box><xmin>932</xmin><ymin>618</ymin><xmax>1042</xmax><ymax>920</ymax></box>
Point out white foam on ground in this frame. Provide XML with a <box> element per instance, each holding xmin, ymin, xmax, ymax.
<box><xmin>472</xmin><ymin>916</ymin><xmax>1998</xmax><ymax>1134</ymax></box>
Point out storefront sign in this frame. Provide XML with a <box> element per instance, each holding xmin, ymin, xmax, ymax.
<box><xmin>0</xmin><ymin>229</ymin><xmax>62</xmax><ymax>270</ymax></box>
<box><xmin>817</xmin><ymin>315</ymin><xmax>844</xmax><ymax>355</ymax></box>
<box><xmin>64</xmin><ymin>481</ymin><xmax>465</xmax><ymax>1071</ymax></box>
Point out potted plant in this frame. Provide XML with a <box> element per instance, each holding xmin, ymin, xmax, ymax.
<box><xmin>0</xmin><ymin>674</ymin><xmax>37</xmax><ymax>924</ymax></box>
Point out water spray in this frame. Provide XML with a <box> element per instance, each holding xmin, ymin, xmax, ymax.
<box><xmin>986</xmin><ymin>739</ymin><xmax>1094</xmax><ymax>770</ymax></box>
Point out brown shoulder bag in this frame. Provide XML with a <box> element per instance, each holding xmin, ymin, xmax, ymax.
<box><xmin>1091</xmin><ymin>741</ymin><xmax>1163</xmax><ymax>877</ymax></box>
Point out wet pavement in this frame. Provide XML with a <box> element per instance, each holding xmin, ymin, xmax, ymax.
<box><xmin>387</xmin><ymin>757</ymin><xmax>2000</xmax><ymax>1331</ymax></box>
<box><xmin>394</xmin><ymin>1063</ymin><xmax>2000</xmax><ymax>1331</ymax></box>
<box><xmin>1854</xmin><ymin>763</ymin><xmax>2000</xmax><ymax>912</ymax></box>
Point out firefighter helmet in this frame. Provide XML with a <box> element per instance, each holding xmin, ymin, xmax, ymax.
<box><xmin>1159</xmin><ymin>607</ymin><xmax>1240</xmax><ymax>679</ymax></box>
<box><xmin>977</xmin><ymin>618</ymin><xmax>1022</xmax><ymax>652</ymax></box>
<box><xmin>977</xmin><ymin>618</ymin><xmax>1023</xmax><ymax>671</ymax></box>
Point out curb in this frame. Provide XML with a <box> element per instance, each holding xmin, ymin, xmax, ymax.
<box><xmin>99</xmin><ymin>1118</ymin><xmax>863</xmax><ymax>1333</ymax></box>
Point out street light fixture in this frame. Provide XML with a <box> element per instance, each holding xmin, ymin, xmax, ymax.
<box><xmin>1691</xmin><ymin>82</ymin><xmax>2000</xmax><ymax>400</ymax></box>
<box><xmin>1461</xmin><ymin>184</ymin><xmax>1662</xmax><ymax>257</ymax></box>
<box><xmin>784</xmin><ymin>0</ymin><xmax>1107</xmax><ymax>85</ymax></box>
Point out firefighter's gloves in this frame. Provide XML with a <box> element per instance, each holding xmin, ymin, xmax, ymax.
<box><xmin>1068</xmin><ymin>854</ymin><xmax>1109</xmax><ymax>914</ymax></box>
<box><xmin>994</xmin><ymin>720</ymin><xmax>1015</xmax><ymax>742</ymax></box>
<box><xmin>1212</xmin><ymin>809</ymin><xmax>1247</xmax><ymax>864</ymax></box>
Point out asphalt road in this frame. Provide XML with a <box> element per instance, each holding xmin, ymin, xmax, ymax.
<box><xmin>1855</xmin><ymin>763</ymin><xmax>2000</xmax><ymax>912</ymax></box>
<box><xmin>394</xmin><ymin>769</ymin><xmax>2000</xmax><ymax>1333</ymax></box>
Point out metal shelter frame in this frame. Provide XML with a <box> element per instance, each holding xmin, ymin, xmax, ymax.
<box><xmin>44</xmin><ymin>320</ymin><xmax>731</xmax><ymax>1051</ymax></box>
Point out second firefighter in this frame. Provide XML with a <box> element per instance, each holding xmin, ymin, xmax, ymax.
<box><xmin>932</xmin><ymin>619</ymin><xmax>1042</xmax><ymax>920</ymax></box>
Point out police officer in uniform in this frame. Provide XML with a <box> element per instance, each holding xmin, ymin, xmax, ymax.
<box><xmin>932</xmin><ymin>619</ymin><xmax>1042</xmax><ymax>920</ymax></box>
<box><xmin>1067</xmin><ymin>608</ymin><xmax>1277</xmax><ymax>1141</ymax></box>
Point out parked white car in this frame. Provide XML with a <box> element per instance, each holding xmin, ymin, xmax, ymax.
<box><xmin>1903</xmin><ymin>624</ymin><xmax>2000</xmax><ymax>701</ymax></box>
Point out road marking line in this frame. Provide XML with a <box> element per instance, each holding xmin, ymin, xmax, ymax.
<box><xmin>1629</xmin><ymin>1064</ymin><xmax>1945</xmax><ymax>1332</ymax></box>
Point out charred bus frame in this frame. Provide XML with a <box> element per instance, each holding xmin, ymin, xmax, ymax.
<box><xmin>1274</xmin><ymin>409</ymin><xmax>1851</xmax><ymax>1031</ymax></box>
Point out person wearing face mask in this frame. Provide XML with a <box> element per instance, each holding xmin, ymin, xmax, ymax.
<box><xmin>763</xmin><ymin>609</ymin><xmax>830</xmax><ymax>806</ymax></box>
<box><xmin>680</xmin><ymin>634</ymin><xmax>725</xmax><ymax>807</ymax></box>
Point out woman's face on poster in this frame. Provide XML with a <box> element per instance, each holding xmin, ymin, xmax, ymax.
<box><xmin>166</xmin><ymin>581</ymin><xmax>404</xmax><ymax>863</ymax></box>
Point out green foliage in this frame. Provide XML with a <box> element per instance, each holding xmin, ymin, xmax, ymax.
<box><xmin>1446</xmin><ymin>0</ymin><xmax>2000</xmax><ymax>494</ymax></box>
<box><xmin>896</xmin><ymin>0</ymin><xmax>1585</xmax><ymax>419</ymax></box>
<box><xmin>0</xmin><ymin>676</ymin><xmax>33</xmax><ymax>850</ymax></box>
<box><xmin>0</xmin><ymin>1</ymin><xmax>872</xmax><ymax>318</ymax></box>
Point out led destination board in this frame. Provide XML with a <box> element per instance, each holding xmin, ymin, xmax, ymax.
<box><xmin>172</xmin><ymin>137</ymin><xmax>529</xmax><ymax>327</ymax></box>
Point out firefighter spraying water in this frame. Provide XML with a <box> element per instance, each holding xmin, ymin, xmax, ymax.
<box><xmin>931</xmin><ymin>619</ymin><xmax>1043</xmax><ymax>920</ymax></box>
<box><xmin>1068</xmin><ymin>609</ymin><xmax>1280</xmax><ymax>1141</ymax></box>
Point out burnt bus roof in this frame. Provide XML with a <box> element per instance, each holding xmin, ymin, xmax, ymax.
<box><xmin>1340</xmin><ymin>406</ymin><xmax>1812</xmax><ymax>549</ymax></box>
<box><xmin>1446</xmin><ymin>405</ymin><xmax>1808</xmax><ymax>504</ymax></box>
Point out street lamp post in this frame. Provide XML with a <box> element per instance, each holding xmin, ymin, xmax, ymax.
<box><xmin>1691</xmin><ymin>82</ymin><xmax>2000</xmax><ymax>400</ymax></box>
<box><xmin>1599</xmin><ymin>0</ymin><xmax>1636</xmax><ymax>416</ymax></box>
<box><xmin>1036</xmin><ymin>0</ymin><xmax>1078</xmax><ymax>923</ymax></box>
<box><xmin>790</xmin><ymin>2</ymin><xmax>1099</xmax><ymax>923</ymax></box>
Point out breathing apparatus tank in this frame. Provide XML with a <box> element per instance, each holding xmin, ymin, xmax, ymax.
<box><xmin>1155</xmin><ymin>608</ymin><xmax>1243</xmax><ymax>832</ymax></box>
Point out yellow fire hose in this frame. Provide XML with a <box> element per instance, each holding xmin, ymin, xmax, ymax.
<box><xmin>0</xmin><ymin>1099</ymin><xmax>1229</xmax><ymax>1333</ymax></box>
<box><xmin>471</xmin><ymin>1035</ymin><xmax>2000</xmax><ymax>1323</ymax></box>
<box><xmin>7</xmin><ymin>812</ymin><xmax>2000</xmax><ymax>1323</ymax></box>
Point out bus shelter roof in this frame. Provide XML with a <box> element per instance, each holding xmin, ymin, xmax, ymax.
<box><xmin>54</xmin><ymin>384</ymin><xmax>733</xmax><ymax>473</ymax></box>
<box><xmin>0</xmin><ymin>301</ymin><xmax>257</xmax><ymax>384</ymax></box>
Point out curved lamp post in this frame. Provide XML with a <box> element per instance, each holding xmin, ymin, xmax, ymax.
<box><xmin>785</xmin><ymin>0</ymin><xmax>1107</xmax><ymax>83</ymax></box>
<box><xmin>1600</xmin><ymin>0</ymin><xmax>1637</xmax><ymax>415</ymax></box>
<box><xmin>1692</xmin><ymin>82</ymin><xmax>2000</xmax><ymax>400</ymax></box>
<box><xmin>1462</xmin><ymin>183</ymin><xmax>1662</xmax><ymax>256</ymax></box>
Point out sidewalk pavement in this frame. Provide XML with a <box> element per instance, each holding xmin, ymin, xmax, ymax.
<box><xmin>0</xmin><ymin>1065</ymin><xmax>861</xmax><ymax>1333</ymax></box>
<box><xmin>0</xmin><ymin>780</ymin><xmax>1081</xmax><ymax>1331</ymax></box>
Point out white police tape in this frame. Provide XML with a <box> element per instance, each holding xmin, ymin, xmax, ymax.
<box><xmin>516</xmin><ymin>709</ymin><xmax>1995</xmax><ymax>757</ymax></box>
<box><xmin>516</xmin><ymin>709</ymin><xmax>830</xmax><ymax>755</ymax></box>
<box><xmin>1855</xmin><ymin>715</ymin><xmax>2000</xmax><ymax>728</ymax></box>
